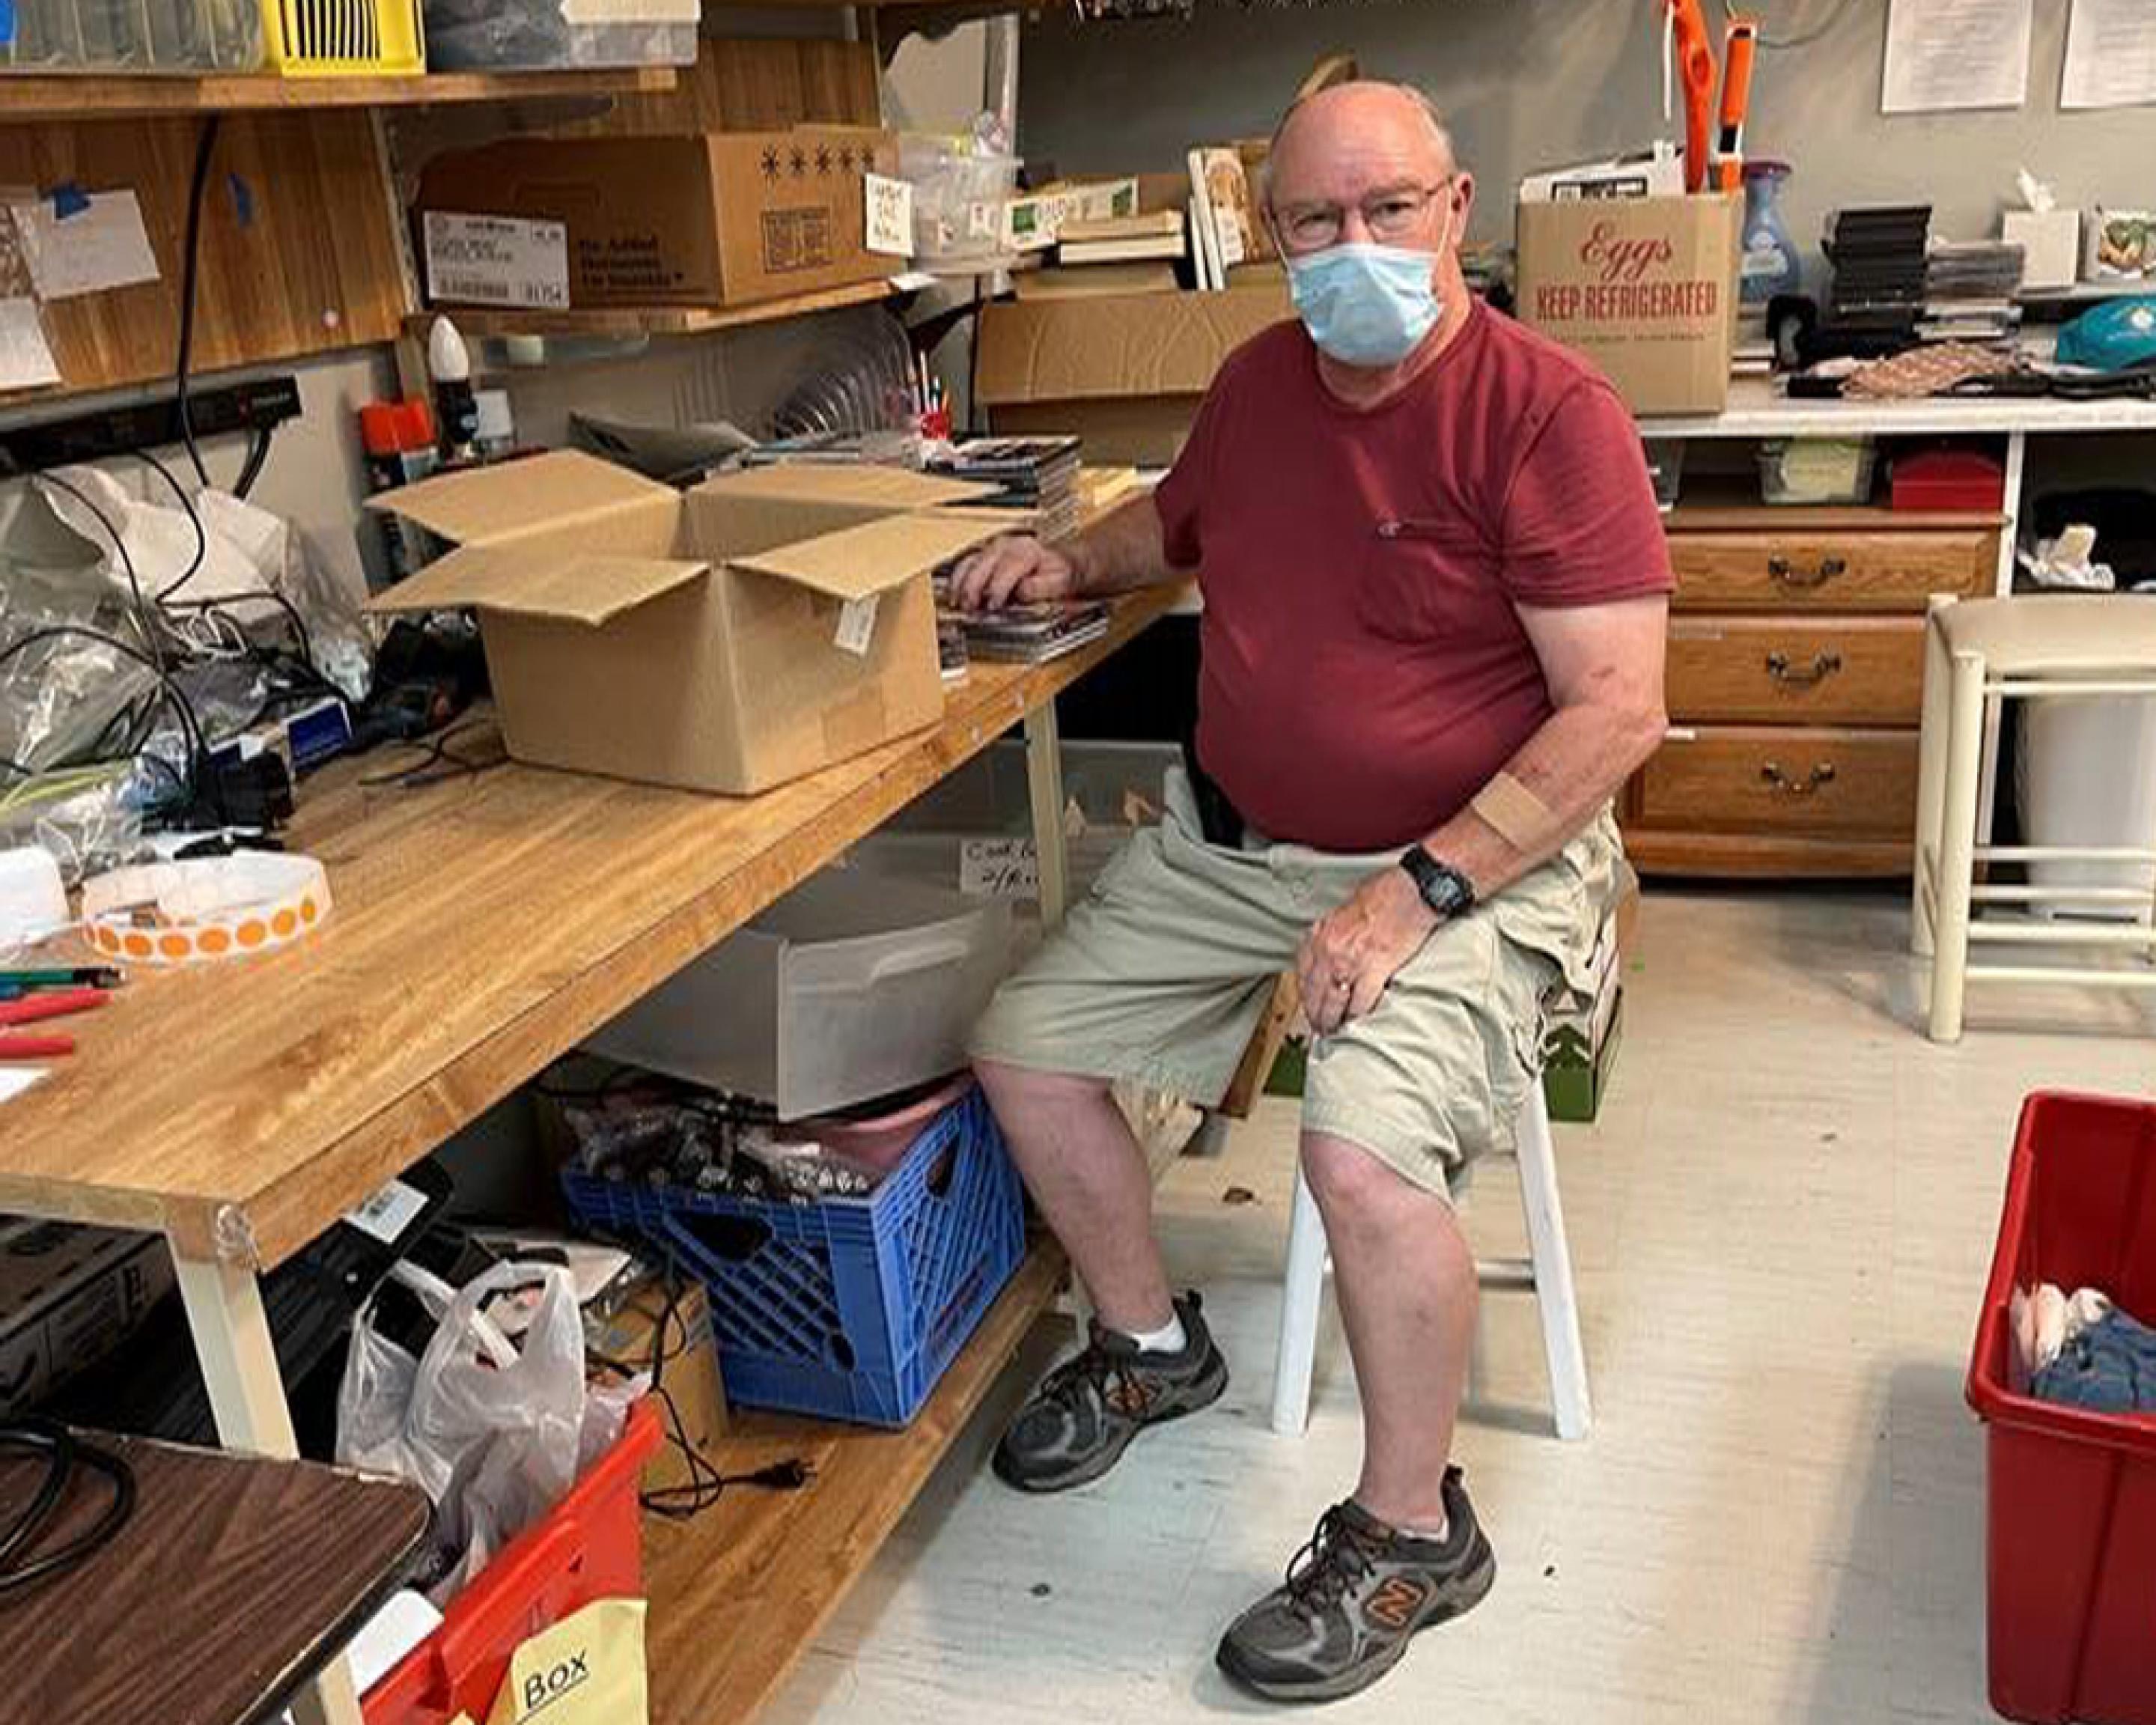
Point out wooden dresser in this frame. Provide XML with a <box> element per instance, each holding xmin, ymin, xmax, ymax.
<box><xmin>1621</xmin><ymin>502</ymin><xmax>2006</xmax><ymax>878</ymax></box>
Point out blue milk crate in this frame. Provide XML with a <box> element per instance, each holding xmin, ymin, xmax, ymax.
<box><xmin>561</xmin><ymin>1086</ymin><xmax>1026</xmax><ymax>1428</ymax></box>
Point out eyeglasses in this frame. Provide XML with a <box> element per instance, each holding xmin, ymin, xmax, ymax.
<box><xmin>1270</xmin><ymin>180</ymin><xmax>1455</xmax><ymax>255</ymax></box>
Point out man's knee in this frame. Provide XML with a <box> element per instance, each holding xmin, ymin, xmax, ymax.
<box><xmin>1301</xmin><ymin>1132</ymin><xmax>1458</xmax><ymax>1243</ymax></box>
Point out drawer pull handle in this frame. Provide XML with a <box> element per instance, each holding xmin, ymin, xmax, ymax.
<box><xmin>1765</xmin><ymin>650</ymin><xmax>1845</xmax><ymax>687</ymax></box>
<box><xmin>1767</xmin><ymin>554</ymin><xmax>1847</xmax><ymax>589</ymax></box>
<box><xmin>1761</xmin><ymin>761</ymin><xmax>1838</xmax><ymax>796</ymax></box>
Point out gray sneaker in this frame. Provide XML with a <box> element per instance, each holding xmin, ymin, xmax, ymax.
<box><xmin>1215</xmin><ymin>1470</ymin><xmax>1496</xmax><ymax>1703</ymax></box>
<box><xmin>992</xmin><ymin>1291</ymin><xmax>1228</xmax><ymax>1493</ymax></box>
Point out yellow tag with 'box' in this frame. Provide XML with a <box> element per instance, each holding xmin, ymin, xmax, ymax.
<box><xmin>485</xmin><ymin>1599</ymin><xmax>648</xmax><ymax>1725</ymax></box>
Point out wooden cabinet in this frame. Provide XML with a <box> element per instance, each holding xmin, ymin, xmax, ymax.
<box><xmin>1625</xmin><ymin>503</ymin><xmax>2003</xmax><ymax>880</ymax></box>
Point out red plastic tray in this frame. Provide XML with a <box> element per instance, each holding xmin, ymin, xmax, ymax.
<box><xmin>362</xmin><ymin>1397</ymin><xmax>663</xmax><ymax>1725</ymax></box>
<box><xmin>1967</xmin><ymin>1092</ymin><xmax>2156</xmax><ymax>1725</ymax></box>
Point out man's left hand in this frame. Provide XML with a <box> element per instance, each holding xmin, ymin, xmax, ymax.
<box><xmin>1298</xmin><ymin>868</ymin><xmax>1440</xmax><ymax>1037</ymax></box>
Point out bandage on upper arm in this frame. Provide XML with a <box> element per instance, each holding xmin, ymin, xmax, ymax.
<box><xmin>1471</xmin><ymin>771</ymin><xmax>1558</xmax><ymax>851</ymax></box>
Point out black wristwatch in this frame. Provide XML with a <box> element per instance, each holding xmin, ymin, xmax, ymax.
<box><xmin>1400</xmin><ymin>845</ymin><xmax>1476</xmax><ymax>920</ymax></box>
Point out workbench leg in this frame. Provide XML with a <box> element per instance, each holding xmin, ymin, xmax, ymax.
<box><xmin>175</xmin><ymin>1250</ymin><xmax>368</xmax><ymax>1725</ymax></box>
<box><xmin>1025</xmin><ymin>702</ymin><xmax>1070</xmax><ymax>929</ymax></box>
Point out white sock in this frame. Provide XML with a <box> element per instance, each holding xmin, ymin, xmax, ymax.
<box><xmin>1400</xmin><ymin>1517</ymin><xmax>1450</xmax><ymax>1544</ymax></box>
<box><xmin>1124</xmin><ymin>1312</ymin><xmax>1187</xmax><ymax>1355</ymax></box>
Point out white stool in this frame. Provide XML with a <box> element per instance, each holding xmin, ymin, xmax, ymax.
<box><xmin>1913</xmin><ymin>594</ymin><xmax>2156</xmax><ymax>1042</ymax></box>
<box><xmin>1269</xmin><ymin>1082</ymin><xmax>1590</xmax><ymax>1440</ymax></box>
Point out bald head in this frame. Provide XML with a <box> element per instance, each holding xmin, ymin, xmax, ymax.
<box><xmin>1268</xmin><ymin>82</ymin><xmax>1457</xmax><ymax>201</ymax></box>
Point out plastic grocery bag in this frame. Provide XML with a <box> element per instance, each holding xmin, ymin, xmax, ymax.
<box><xmin>338</xmin><ymin>1260</ymin><xmax>627</xmax><ymax>1594</ymax></box>
<box><xmin>483</xmin><ymin>1600</ymin><xmax>648</xmax><ymax>1725</ymax></box>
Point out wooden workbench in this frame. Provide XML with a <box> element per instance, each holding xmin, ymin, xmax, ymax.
<box><xmin>0</xmin><ymin>583</ymin><xmax>1178</xmax><ymax>1725</ymax></box>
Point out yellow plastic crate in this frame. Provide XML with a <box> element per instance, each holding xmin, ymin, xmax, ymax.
<box><xmin>261</xmin><ymin>0</ymin><xmax>423</xmax><ymax>74</ymax></box>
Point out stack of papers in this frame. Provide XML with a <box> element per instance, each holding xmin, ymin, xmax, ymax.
<box><xmin>928</xmin><ymin>436</ymin><xmax>1085</xmax><ymax>541</ymax></box>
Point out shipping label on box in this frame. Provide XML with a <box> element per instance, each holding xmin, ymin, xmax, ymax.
<box><xmin>1515</xmin><ymin>193</ymin><xmax>1739</xmax><ymax>416</ymax></box>
<box><xmin>761</xmin><ymin>205</ymin><xmax>835</xmax><ymax>276</ymax></box>
<box><xmin>424</xmin><ymin>213</ymin><xmax>570</xmax><ymax>311</ymax></box>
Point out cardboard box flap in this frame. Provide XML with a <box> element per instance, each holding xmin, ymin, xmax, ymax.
<box><xmin>974</xmin><ymin>284</ymin><xmax>1291</xmax><ymax>406</ymax></box>
<box><xmin>730</xmin><ymin>513</ymin><xmax>999</xmax><ymax>600</ymax></box>
<box><xmin>367</xmin><ymin>544</ymin><xmax>710</xmax><ymax>625</ymax></box>
<box><xmin>699</xmin><ymin>465</ymin><xmax>991</xmax><ymax>511</ymax></box>
<box><xmin>366</xmin><ymin>449</ymin><xmax>677</xmax><ymax>547</ymax></box>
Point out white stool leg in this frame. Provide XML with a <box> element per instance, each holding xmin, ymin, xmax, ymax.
<box><xmin>1912</xmin><ymin>597</ymin><xmax>1956</xmax><ymax>958</ymax></box>
<box><xmin>1929</xmin><ymin>647</ymin><xmax>1988</xmax><ymax>1043</ymax></box>
<box><xmin>1515</xmin><ymin>1087</ymin><xmax>1592</xmax><ymax>1442</ymax></box>
<box><xmin>1271</xmin><ymin>1162</ymin><xmax>1328</xmax><ymax>1435</ymax></box>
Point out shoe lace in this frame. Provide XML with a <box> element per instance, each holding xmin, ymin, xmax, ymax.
<box><xmin>1284</xmin><ymin>1505</ymin><xmax>1380</xmax><ymax>1616</ymax></box>
<box><xmin>1041</xmin><ymin>1335</ymin><xmax>1138</xmax><ymax>1417</ymax></box>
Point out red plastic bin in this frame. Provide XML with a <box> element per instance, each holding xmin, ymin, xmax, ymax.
<box><xmin>362</xmin><ymin>1397</ymin><xmax>664</xmax><ymax>1725</ymax></box>
<box><xmin>1968</xmin><ymin>1092</ymin><xmax>2156</xmax><ymax>1725</ymax></box>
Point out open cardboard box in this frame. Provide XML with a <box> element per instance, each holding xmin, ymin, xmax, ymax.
<box><xmin>973</xmin><ymin>283</ymin><xmax>1291</xmax><ymax>466</ymax></box>
<box><xmin>365</xmin><ymin>452</ymin><xmax>998</xmax><ymax>795</ymax></box>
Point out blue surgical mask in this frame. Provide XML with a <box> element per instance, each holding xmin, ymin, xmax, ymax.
<box><xmin>1286</xmin><ymin>243</ymin><xmax>1443</xmax><ymax>368</ymax></box>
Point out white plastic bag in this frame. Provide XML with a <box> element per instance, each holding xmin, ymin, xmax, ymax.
<box><xmin>338</xmin><ymin>1260</ymin><xmax>627</xmax><ymax>1593</ymax></box>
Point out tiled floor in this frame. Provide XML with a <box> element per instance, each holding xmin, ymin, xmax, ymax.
<box><xmin>766</xmin><ymin>886</ymin><xmax>2155</xmax><ymax>1724</ymax></box>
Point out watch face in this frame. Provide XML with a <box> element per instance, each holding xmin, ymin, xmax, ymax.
<box><xmin>1404</xmin><ymin>848</ymin><xmax>1473</xmax><ymax>916</ymax></box>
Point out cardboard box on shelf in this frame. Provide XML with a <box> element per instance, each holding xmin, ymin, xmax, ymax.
<box><xmin>366</xmin><ymin>453</ymin><xmax>997</xmax><ymax>795</ymax></box>
<box><xmin>0</xmin><ymin>1217</ymin><xmax>174</xmax><ymax>1417</ymax></box>
<box><xmin>416</xmin><ymin>127</ymin><xmax>900</xmax><ymax>310</ymax></box>
<box><xmin>974</xmin><ymin>283</ymin><xmax>1292</xmax><ymax>466</ymax></box>
<box><xmin>585</xmin><ymin>1276</ymin><xmax>728</xmax><ymax>1495</ymax></box>
<box><xmin>1516</xmin><ymin>192</ymin><xmax>1741</xmax><ymax>415</ymax></box>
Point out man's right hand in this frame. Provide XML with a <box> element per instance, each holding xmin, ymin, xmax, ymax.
<box><xmin>947</xmin><ymin>534</ymin><xmax>1082</xmax><ymax>613</ymax></box>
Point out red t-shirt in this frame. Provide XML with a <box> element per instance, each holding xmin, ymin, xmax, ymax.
<box><xmin>1153</xmin><ymin>300</ymin><xmax>1674</xmax><ymax>854</ymax></box>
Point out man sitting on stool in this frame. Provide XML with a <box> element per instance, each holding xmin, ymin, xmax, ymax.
<box><xmin>949</xmin><ymin>79</ymin><xmax>1670</xmax><ymax>1704</ymax></box>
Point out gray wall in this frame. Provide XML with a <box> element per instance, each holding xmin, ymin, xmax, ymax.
<box><xmin>1016</xmin><ymin>0</ymin><xmax>2156</xmax><ymax>280</ymax></box>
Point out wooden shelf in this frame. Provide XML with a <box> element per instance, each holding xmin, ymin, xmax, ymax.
<box><xmin>645</xmin><ymin>1240</ymin><xmax>1066</xmax><ymax>1725</ymax></box>
<box><xmin>414</xmin><ymin>279</ymin><xmax>903</xmax><ymax>345</ymax></box>
<box><xmin>0</xmin><ymin>64</ymin><xmax>677</xmax><ymax>121</ymax></box>
<box><xmin>0</xmin><ymin>587</ymin><xmax>1178</xmax><ymax>1270</ymax></box>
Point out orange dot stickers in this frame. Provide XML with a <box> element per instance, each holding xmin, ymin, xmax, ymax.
<box><xmin>79</xmin><ymin>854</ymin><xmax>332</xmax><ymax>966</ymax></box>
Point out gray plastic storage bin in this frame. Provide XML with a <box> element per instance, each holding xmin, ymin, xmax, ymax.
<box><xmin>584</xmin><ymin>871</ymin><xmax>1012</xmax><ymax>1121</ymax></box>
<box><xmin>421</xmin><ymin>0</ymin><xmax>697</xmax><ymax>70</ymax></box>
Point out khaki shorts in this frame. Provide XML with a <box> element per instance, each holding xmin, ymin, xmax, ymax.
<box><xmin>969</xmin><ymin>769</ymin><xmax>1621</xmax><ymax>1196</ymax></box>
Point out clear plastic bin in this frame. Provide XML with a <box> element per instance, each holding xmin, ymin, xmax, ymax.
<box><xmin>421</xmin><ymin>0</ymin><xmax>698</xmax><ymax>71</ymax></box>
<box><xmin>850</xmin><ymin>738</ymin><xmax>1178</xmax><ymax>910</ymax></box>
<box><xmin>3</xmin><ymin>0</ymin><xmax>262</xmax><ymax>70</ymax></box>
<box><xmin>899</xmin><ymin>134</ymin><xmax>1020</xmax><ymax>266</ymax></box>
<box><xmin>582</xmin><ymin>871</ymin><xmax>1013</xmax><ymax>1121</ymax></box>
<box><xmin>1758</xmin><ymin>436</ymin><xmax>1878</xmax><ymax>506</ymax></box>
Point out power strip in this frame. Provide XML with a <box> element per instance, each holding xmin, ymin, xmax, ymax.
<box><xmin>0</xmin><ymin>376</ymin><xmax>302</xmax><ymax>478</ymax></box>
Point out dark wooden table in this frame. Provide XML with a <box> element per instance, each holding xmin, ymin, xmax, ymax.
<box><xmin>2</xmin><ymin>1429</ymin><xmax>430</xmax><ymax>1725</ymax></box>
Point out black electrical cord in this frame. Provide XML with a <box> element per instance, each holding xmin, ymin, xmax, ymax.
<box><xmin>0</xmin><ymin>623</ymin><xmax>207</xmax><ymax>799</ymax></box>
<box><xmin>175</xmin><ymin>116</ymin><xmax>222</xmax><ymax>490</ymax></box>
<box><xmin>136</xmin><ymin>447</ymin><xmax>208</xmax><ymax>603</ymax></box>
<box><xmin>33</xmin><ymin>469</ymin><xmax>167</xmax><ymax>676</ymax></box>
<box><xmin>587</xmin><ymin>1270</ymin><xmax>811</xmax><ymax>1521</ymax></box>
<box><xmin>0</xmin><ymin>1420</ymin><xmax>137</xmax><ymax>1596</ymax></box>
<box><xmin>234</xmin><ymin>424</ymin><xmax>275</xmax><ymax>499</ymax></box>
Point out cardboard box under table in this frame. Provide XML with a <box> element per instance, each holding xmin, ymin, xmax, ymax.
<box><xmin>367</xmin><ymin>452</ymin><xmax>997</xmax><ymax>795</ymax></box>
<box><xmin>973</xmin><ymin>284</ymin><xmax>1291</xmax><ymax>467</ymax></box>
<box><xmin>1515</xmin><ymin>192</ymin><xmax>1740</xmax><ymax>416</ymax></box>
<box><xmin>417</xmin><ymin>127</ymin><xmax>900</xmax><ymax>310</ymax></box>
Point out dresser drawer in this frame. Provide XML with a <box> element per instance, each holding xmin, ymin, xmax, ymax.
<box><xmin>1666</xmin><ymin>616</ymin><xmax>1925</xmax><ymax>725</ymax></box>
<box><xmin>1639</xmin><ymin>726</ymin><xmax>1919</xmax><ymax>836</ymax></box>
<box><xmin>1666</xmin><ymin>529</ymin><xmax>1994</xmax><ymax>611</ymax></box>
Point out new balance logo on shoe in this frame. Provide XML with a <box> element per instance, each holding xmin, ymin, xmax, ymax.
<box><xmin>1362</xmin><ymin>1575</ymin><xmax>1429</xmax><ymax>1631</ymax></box>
